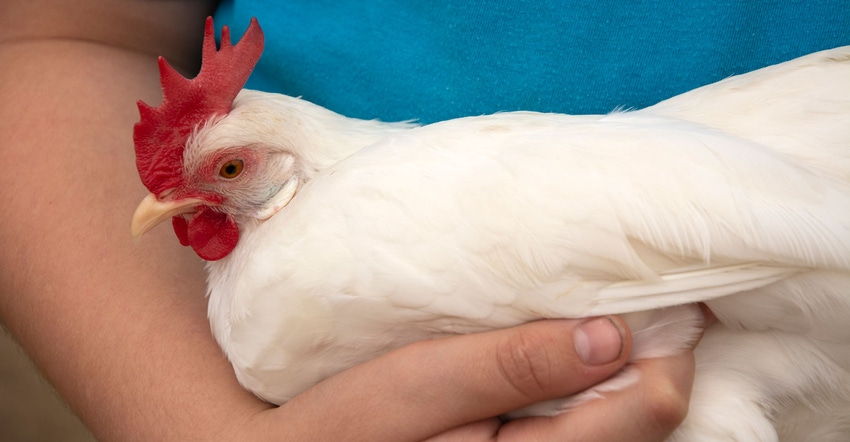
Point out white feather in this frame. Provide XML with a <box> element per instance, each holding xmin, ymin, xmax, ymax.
<box><xmin>192</xmin><ymin>46</ymin><xmax>850</xmax><ymax>440</ymax></box>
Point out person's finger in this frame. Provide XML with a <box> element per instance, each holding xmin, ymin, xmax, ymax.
<box><xmin>426</xmin><ymin>418</ymin><xmax>502</xmax><ymax>442</ymax></box>
<box><xmin>498</xmin><ymin>348</ymin><xmax>696</xmax><ymax>441</ymax></box>
<box><xmin>271</xmin><ymin>317</ymin><xmax>632</xmax><ymax>441</ymax></box>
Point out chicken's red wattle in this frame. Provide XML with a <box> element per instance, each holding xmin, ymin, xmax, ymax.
<box><xmin>172</xmin><ymin>208</ymin><xmax>239</xmax><ymax>261</ymax></box>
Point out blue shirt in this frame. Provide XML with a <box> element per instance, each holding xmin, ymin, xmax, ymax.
<box><xmin>215</xmin><ymin>0</ymin><xmax>850</xmax><ymax>124</ymax></box>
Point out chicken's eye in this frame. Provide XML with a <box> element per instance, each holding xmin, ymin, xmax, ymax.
<box><xmin>219</xmin><ymin>159</ymin><xmax>244</xmax><ymax>179</ymax></box>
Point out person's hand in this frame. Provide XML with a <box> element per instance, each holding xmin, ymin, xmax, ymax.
<box><xmin>253</xmin><ymin>315</ymin><xmax>703</xmax><ymax>441</ymax></box>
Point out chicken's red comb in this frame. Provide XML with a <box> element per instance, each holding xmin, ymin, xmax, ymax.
<box><xmin>134</xmin><ymin>17</ymin><xmax>264</xmax><ymax>194</ymax></box>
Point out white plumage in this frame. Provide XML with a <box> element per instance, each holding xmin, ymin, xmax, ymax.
<box><xmin>134</xmin><ymin>42</ymin><xmax>850</xmax><ymax>441</ymax></box>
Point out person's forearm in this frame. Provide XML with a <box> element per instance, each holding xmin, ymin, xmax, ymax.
<box><xmin>0</xmin><ymin>2</ymin><xmax>274</xmax><ymax>440</ymax></box>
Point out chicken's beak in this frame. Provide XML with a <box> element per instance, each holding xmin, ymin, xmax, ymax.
<box><xmin>131</xmin><ymin>193</ymin><xmax>203</xmax><ymax>241</ymax></box>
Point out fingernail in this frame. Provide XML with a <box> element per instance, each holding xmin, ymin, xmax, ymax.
<box><xmin>574</xmin><ymin>317</ymin><xmax>624</xmax><ymax>365</ymax></box>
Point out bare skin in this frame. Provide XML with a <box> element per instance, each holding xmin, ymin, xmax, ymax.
<box><xmin>0</xmin><ymin>1</ymin><xmax>699</xmax><ymax>440</ymax></box>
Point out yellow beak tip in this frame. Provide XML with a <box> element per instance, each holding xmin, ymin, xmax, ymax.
<box><xmin>130</xmin><ymin>192</ymin><xmax>203</xmax><ymax>242</ymax></box>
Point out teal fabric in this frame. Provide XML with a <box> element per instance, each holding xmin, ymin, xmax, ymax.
<box><xmin>215</xmin><ymin>1</ymin><xmax>850</xmax><ymax>124</ymax></box>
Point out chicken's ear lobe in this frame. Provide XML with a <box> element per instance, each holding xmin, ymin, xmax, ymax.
<box><xmin>254</xmin><ymin>178</ymin><xmax>300</xmax><ymax>220</ymax></box>
<box><xmin>133</xmin><ymin>17</ymin><xmax>265</xmax><ymax>195</ymax></box>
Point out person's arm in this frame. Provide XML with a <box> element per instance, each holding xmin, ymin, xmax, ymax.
<box><xmin>0</xmin><ymin>1</ymin><xmax>260</xmax><ymax>439</ymax></box>
<box><xmin>0</xmin><ymin>1</ymin><xmax>693</xmax><ymax>440</ymax></box>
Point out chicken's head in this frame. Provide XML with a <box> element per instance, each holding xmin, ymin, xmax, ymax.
<box><xmin>130</xmin><ymin>17</ymin><xmax>271</xmax><ymax>261</ymax></box>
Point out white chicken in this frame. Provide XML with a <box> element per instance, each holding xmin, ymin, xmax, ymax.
<box><xmin>131</xmin><ymin>18</ymin><xmax>850</xmax><ymax>441</ymax></box>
